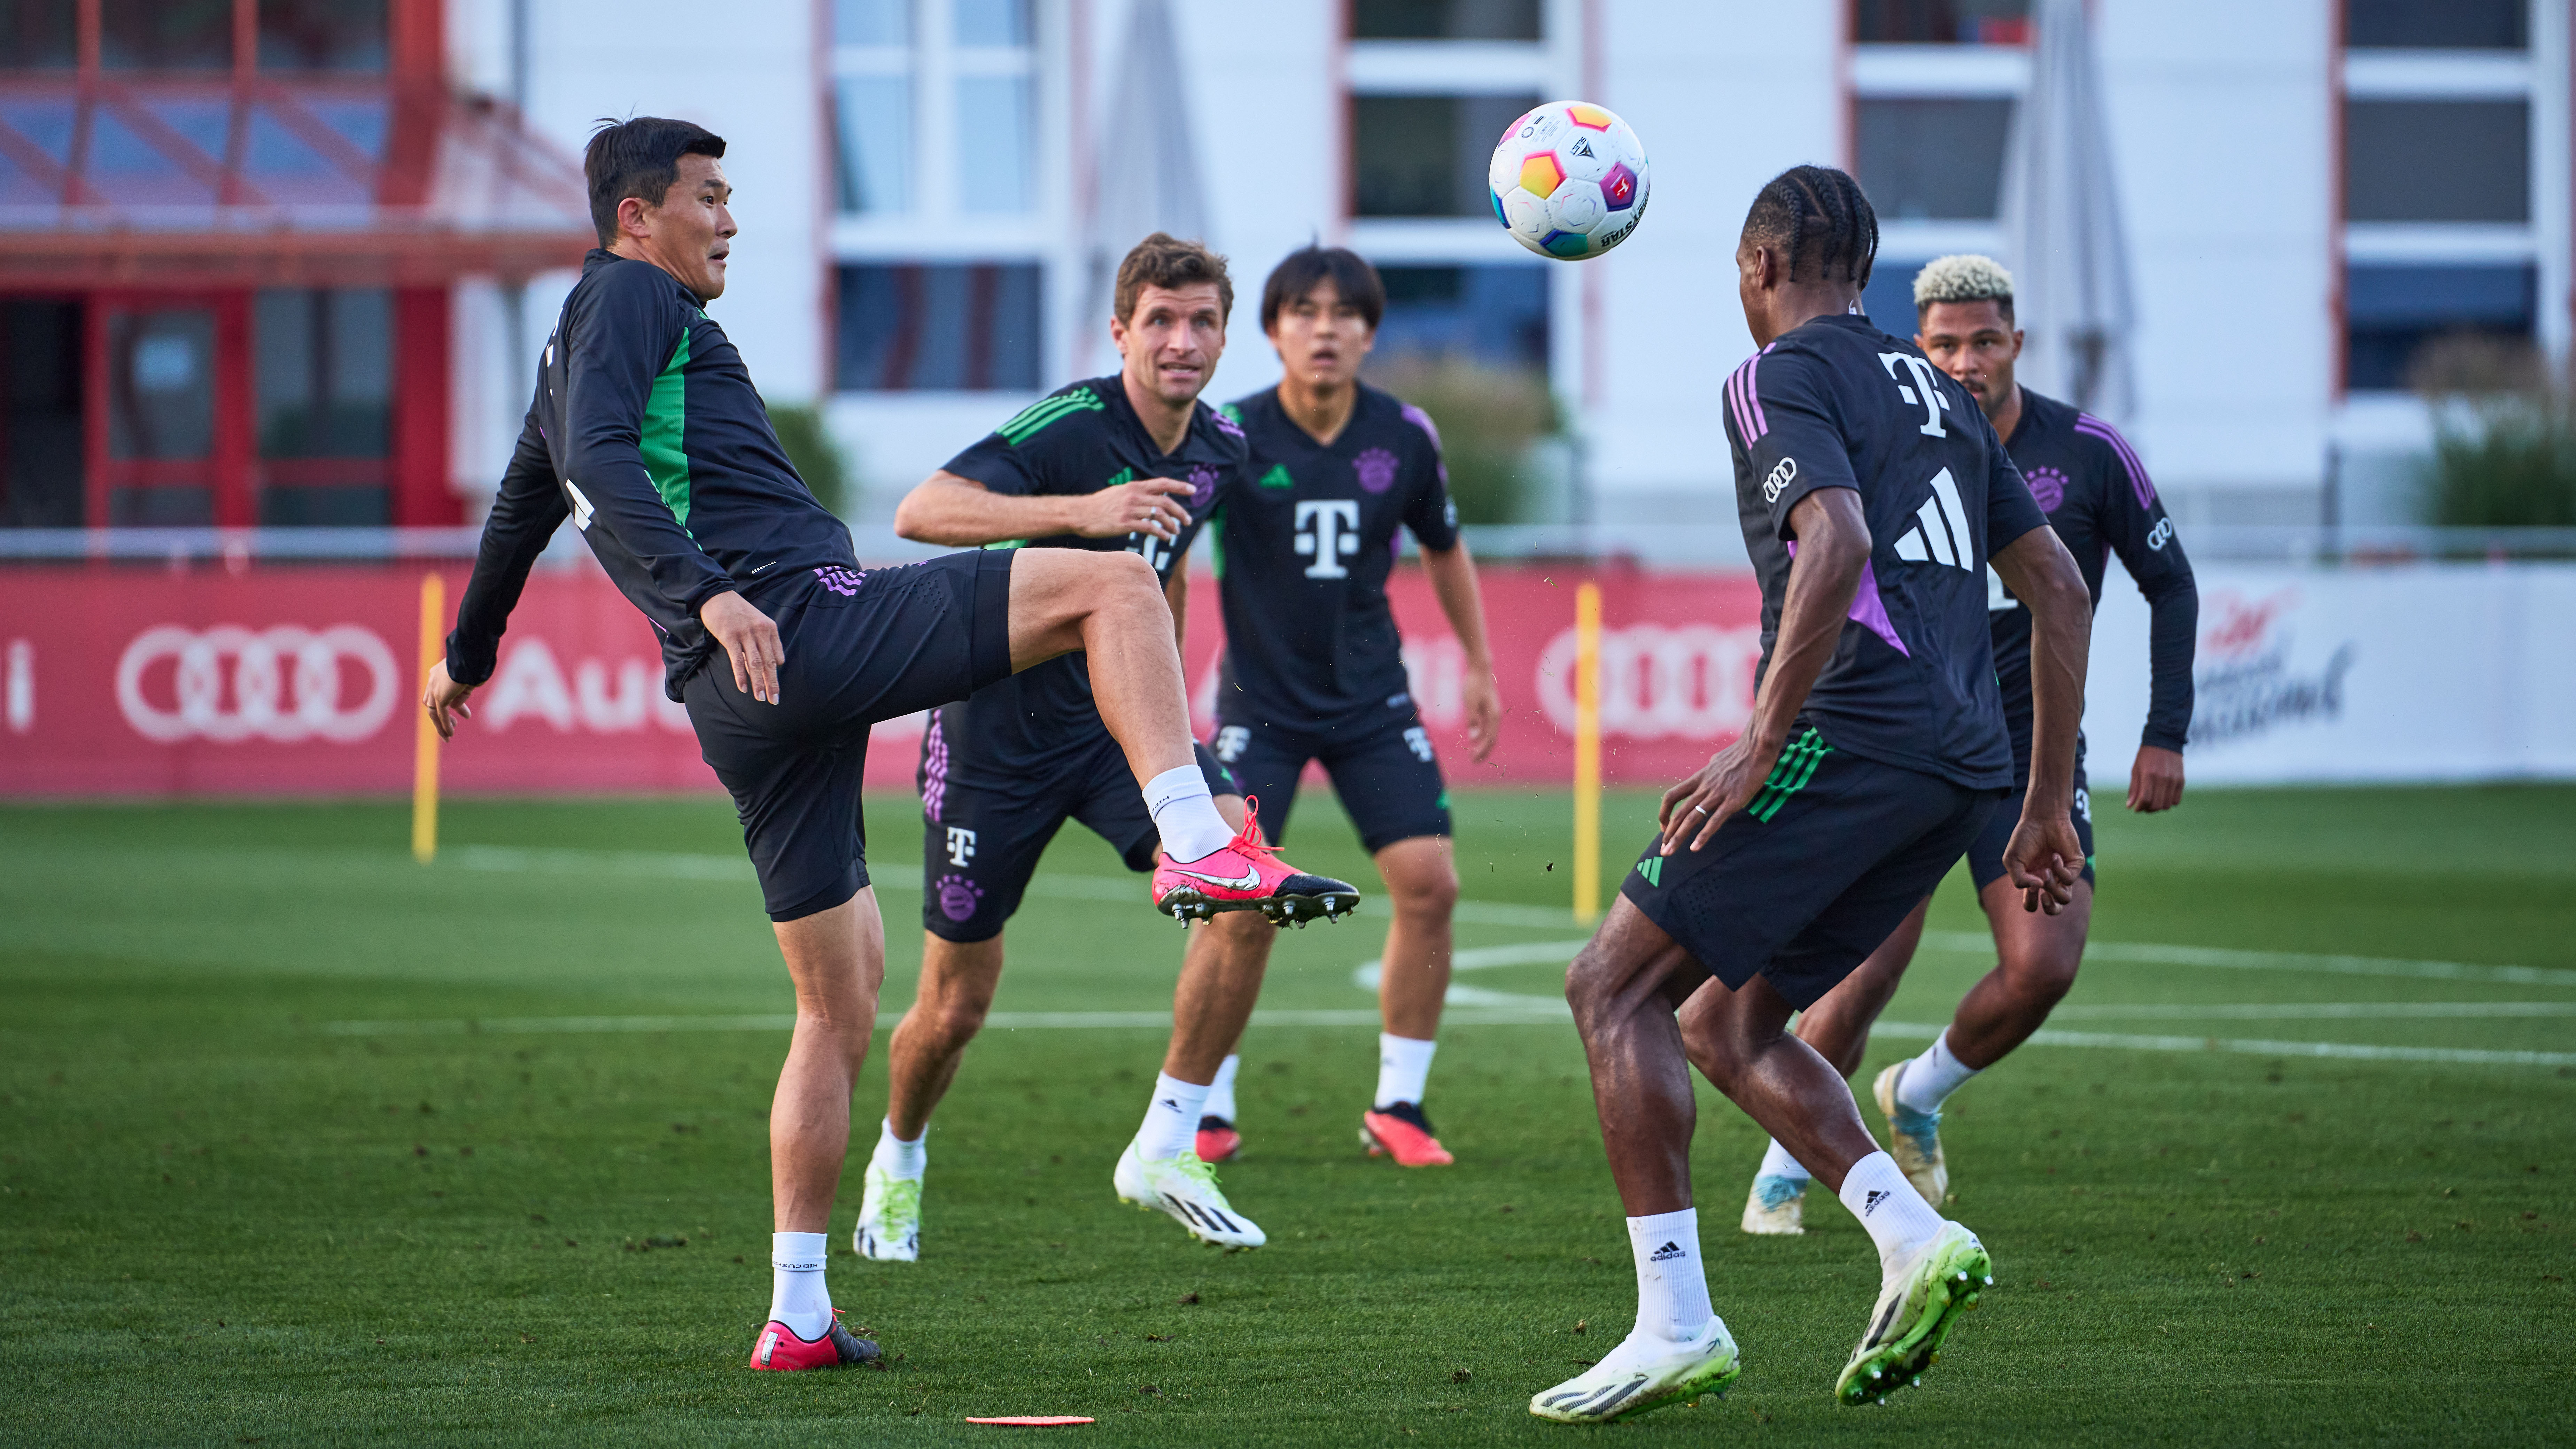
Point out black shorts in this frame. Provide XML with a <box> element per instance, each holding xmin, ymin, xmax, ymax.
<box><xmin>1210</xmin><ymin>704</ymin><xmax>1450</xmax><ymax>853</ymax></box>
<box><xmin>684</xmin><ymin>551</ymin><xmax>1015</xmax><ymax>923</ymax></box>
<box><xmin>919</xmin><ymin>722</ymin><xmax>1237</xmax><ymax>943</ymax></box>
<box><xmin>1619</xmin><ymin>727</ymin><xmax>2003</xmax><ymax>1009</ymax></box>
<box><xmin>1965</xmin><ymin>762</ymin><xmax>2097</xmax><ymax>892</ymax></box>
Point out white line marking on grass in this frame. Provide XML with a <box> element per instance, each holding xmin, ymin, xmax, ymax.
<box><xmin>317</xmin><ymin>1007</ymin><xmax>1569</xmax><ymax>1037</ymax></box>
<box><xmin>1865</xmin><ymin>1018</ymin><xmax>2576</xmax><ymax>1068</ymax></box>
<box><xmin>2047</xmin><ymin>1001</ymin><xmax>2576</xmax><ymax>1021</ymax></box>
<box><xmin>1922</xmin><ymin>931</ymin><xmax>2576</xmax><ymax>987</ymax></box>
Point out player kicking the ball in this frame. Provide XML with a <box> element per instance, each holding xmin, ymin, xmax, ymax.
<box><xmin>1529</xmin><ymin>166</ymin><xmax>2094</xmax><ymax>1423</ymax></box>
<box><xmin>1718</xmin><ymin>254</ymin><xmax>2197</xmax><ymax>1229</ymax></box>
<box><xmin>851</xmin><ymin>234</ymin><xmax>1357</xmax><ymax>1264</ymax></box>
<box><xmin>425</xmin><ymin>128</ymin><xmax>1338</xmax><ymax>1372</ymax></box>
<box><xmin>1181</xmin><ymin>246</ymin><xmax>1502</xmax><ymax>1170</ymax></box>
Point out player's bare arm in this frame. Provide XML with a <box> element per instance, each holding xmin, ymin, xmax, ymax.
<box><xmin>1419</xmin><ymin>541</ymin><xmax>1501</xmax><ymax>760</ymax></box>
<box><xmin>1990</xmin><ymin>524</ymin><xmax>2091</xmax><ymax>913</ymax></box>
<box><xmin>1660</xmin><ymin>486</ymin><xmax>1868</xmax><ymax>855</ymax></box>
<box><xmin>894</xmin><ymin>470</ymin><xmax>1197</xmax><ymax>546</ymax></box>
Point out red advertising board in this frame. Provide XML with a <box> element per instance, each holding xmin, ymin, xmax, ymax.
<box><xmin>0</xmin><ymin>560</ymin><xmax>1761</xmax><ymax>797</ymax></box>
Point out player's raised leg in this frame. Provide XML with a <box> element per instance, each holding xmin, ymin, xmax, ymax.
<box><xmin>752</xmin><ymin>891</ymin><xmax>889</xmax><ymax>1369</ymax></box>
<box><xmin>1361</xmin><ymin>836</ymin><xmax>1460</xmax><ymax>1167</ymax></box>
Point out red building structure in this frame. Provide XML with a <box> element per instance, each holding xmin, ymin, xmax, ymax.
<box><xmin>0</xmin><ymin>0</ymin><xmax>590</xmax><ymax>530</ymax></box>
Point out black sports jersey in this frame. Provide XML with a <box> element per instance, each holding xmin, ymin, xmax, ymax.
<box><xmin>1726</xmin><ymin>313</ymin><xmax>2050</xmax><ymax>790</ymax></box>
<box><xmin>937</xmin><ymin>375</ymin><xmax>1246</xmax><ymax>769</ymax></box>
<box><xmin>449</xmin><ymin>249</ymin><xmax>857</xmax><ymax>698</ymax></box>
<box><xmin>1988</xmin><ymin>388</ymin><xmax>2197</xmax><ymax>776</ymax></box>
<box><xmin>1210</xmin><ymin>383</ymin><xmax>1460</xmax><ymax>729</ymax></box>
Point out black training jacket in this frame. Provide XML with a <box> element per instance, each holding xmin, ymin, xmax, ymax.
<box><xmin>446</xmin><ymin>249</ymin><xmax>859</xmax><ymax>699</ymax></box>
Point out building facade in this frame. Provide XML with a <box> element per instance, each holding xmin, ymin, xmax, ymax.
<box><xmin>6</xmin><ymin>0</ymin><xmax>2563</xmax><ymax>553</ymax></box>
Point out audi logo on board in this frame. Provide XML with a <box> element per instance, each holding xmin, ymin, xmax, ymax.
<box><xmin>1536</xmin><ymin>623</ymin><xmax>1763</xmax><ymax>740</ymax></box>
<box><xmin>115</xmin><ymin>624</ymin><xmax>401</xmax><ymax>744</ymax></box>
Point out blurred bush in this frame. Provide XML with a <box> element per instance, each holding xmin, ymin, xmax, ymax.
<box><xmin>763</xmin><ymin>399</ymin><xmax>851</xmax><ymax>520</ymax></box>
<box><xmin>1368</xmin><ymin>355</ymin><xmax>1562</xmax><ymax>525</ymax></box>
<box><xmin>2413</xmin><ymin>338</ymin><xmax>2576</xmax><ymax>528</ymax></box>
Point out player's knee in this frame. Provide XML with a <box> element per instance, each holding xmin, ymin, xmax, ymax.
<box><xmin>1387</xmin><ymin>866</ymin><xmax>1458</xmax><ymax>921</ymax></box>
<box><xmin>2006</xmin><ymin>950</ymin><xmax>2081</xmax><ymax>1008</ymax></box>
<box><xmin>1564</xmin><ymin>945</ymin><xmax>1617</xmax><ymax>1026</ymax></box>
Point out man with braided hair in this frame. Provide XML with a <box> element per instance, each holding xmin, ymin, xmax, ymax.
<box><xmin>1722</xmin><ymin>253</ymin><xmax>2198</xmax><ymax>1230</ymax></box>
<box><xmin>1530</xmin><ymin>166</ymin><xmax>2095</xmax><ymax>1423</ymax></box>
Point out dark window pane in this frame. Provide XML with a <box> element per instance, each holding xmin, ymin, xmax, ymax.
<box><xmin>0</xmin><ymin>300</ymin><xmax>86</xmax><ymax>528</ymax></box>
<box><xmin>2346</xmin><ymin>0</ymin><xmax>2524</xmax><ymax>49</ymax></box>
<box><xmin>109</xmin><ymin>310</ymin><xmax>216</xmax><ymax>460</ymax></box>
<box><xmin>1862</xmin><ymin>259</ymin><xmax>1925</xmax><ymax>332</ymax></box>
<box><xmin>259</xmin><ymin>0</ymin><xmax>389</xmax><ymax>72</ymax></box>
<box><xmin>257</xmin><ymin>288</ymin><xmax>392</xmax><ymax>458</ymax></box>
<box><xmin>1352</xmin><ymin>0</ymin><xmax>1542</xmax><ymax>40</ymax></box>
<box><xmin>1369</xmin><ymin>264</ymin><xmax>1549</xmax><ymax>374</ymax></box>
<box><xmin>102</xmin><ymin>0</ymin><xmax>232</xmax><ymax>69</ymax></box>
<box><xmin>1856</xmin><ymin>98</ymin><xmax>2011</xmax><ymax>220</ymax></box>
<box><xmin>2345</xmin><ymin>263</ymin><xmax>2534</xmax><ymax>390</ymax></box>
<box><xmin>2344</xmin><ymin>100</ymin><xmax>2528</xmax><ymax>222</ymax></box>
<box><xmin>110</xmin><ymin>486</ymin><xmax>215</xmax><ymax>526</ymax></box>
<box><xmin>260</xmin><ymin>484</ymin><xmax>389</xmax><ymax>525</ymax></box>
<box><xmin>1353</xmin><ymin>93</ymin><xmax>1537</xmax><ymax>218</ymax></box>
<box><xmin>0</xmin><ymin>0</ymin><xmax>78</xmax><ymax>70</ymax></box>
<box><xmin>1855</xmin><ymin>0</ymin><xmax>2030</xmax><ymax>45</ymax></box>
<box><xmin>835</xmin><ymin>263</ymin><xmax>1042</xmax><ymax>392</ymax></box>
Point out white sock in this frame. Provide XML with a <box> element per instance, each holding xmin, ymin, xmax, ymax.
<box><xmin>1624</xmin><ymin>1208</ymin><xmax>1715</xmax><ymax>1345</ymax></box>
<box><xmin>1204</xmin><ymin>1054</ymin><xmax>1241</xmax><ymax>1123</ymax></box>
<box><xmin>1755</xmin><ymin>1137</ymin><xmax>1811</xmax><ymax>1185</ymax></box>
<box><xmin>1839</xmin><ymin>1151</ymin><xmax>1945</xmax><ymax>1272</ymax></box>
<box><xmin>1373</xmin><ymin>1033</ymin><xmax>1437</xmax><ymax>1109</ymax></box>
<box><xmin>1897</xmin><ymin>1031</ymin><xmax>1981</xmax><ymax>1114</ymax></box>
<box><xmin>1134</xmin><ymin>1071</ymin><xmax>1212</xmax><ymax>1161</ymax></box>
<box><xmin>768</xmin><ymin>1231</ymin><xmax>833</xmax><ymax>1340</ymax></box>
<box><xmin>1144</xmin><ymin>765</ymin><xmax>1233</xmax><ymax>863</ymax></box>
<box><xmin>870</xmin><ymin>1119</ymin><xmax>925</xmax><ymax>1180</ymax></box>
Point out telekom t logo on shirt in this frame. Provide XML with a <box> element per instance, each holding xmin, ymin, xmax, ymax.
<box><xmin>1295</xmin><ymin>501</ymin><xmax>1362</xmax><ymax>578</ymax></box>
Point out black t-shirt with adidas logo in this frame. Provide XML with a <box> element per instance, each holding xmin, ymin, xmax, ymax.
<box><xmin>938</xmin><ymin>374</ymin><xmax>1246</xmax><ymax>772</ymax></box>
<box><xmin>1211</xmin><ymin>383</ymin><xmax>1461</xmax><ymax>734</ymax></box>
<box><xmin>1726</xmin><ymin>313</ymin><xmax>2049</xmax><ymax>791</ymax></box>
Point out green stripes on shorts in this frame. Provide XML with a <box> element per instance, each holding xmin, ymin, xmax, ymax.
<box><xmin>1747</xmin><ymin>728</ymin><xmax>1831</xmax><ymax>822</ymax></box>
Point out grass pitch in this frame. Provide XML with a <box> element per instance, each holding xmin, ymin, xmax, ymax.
<box><xmin>3</xmin><ymin>784</ymin><xmax>2573</xmax><ymax>1446</ymax></box>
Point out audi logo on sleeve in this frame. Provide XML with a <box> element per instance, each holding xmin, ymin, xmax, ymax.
<box><xmin>114</xmin><ymin>624</ymin><xmax>401</xmax><ymax>744</ymax></box>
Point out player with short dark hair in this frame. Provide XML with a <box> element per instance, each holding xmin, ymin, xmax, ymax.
<box><xmin>1173</xmin><ymin>244</ymin><xmax>1502</xmax><ymax>1171</ymax></box>
<box><xmin>426</xmin><ymin>131</ymin><xmax>1336</xmax><ymax>1372</ymax></box>
<box><xmin>855</xmin><ymin>233</ymin><xmax>1358</xmax><ymax>1262</ymax></box>
<box><xmin>1724</xmin><ymin>253</ymin><xmax>2198</xmax><ymax>1232</ymax></box>
<box><xmin>1528</xmin><ymin>166</ymin><xmax>2094</xmax><ymax>1423</ymax></box>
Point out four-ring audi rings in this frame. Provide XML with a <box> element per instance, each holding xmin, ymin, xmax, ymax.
<box><xmin>115</xmin><ymin>624</ymin><xmax>401</xmax><ymax>744</ymax></box>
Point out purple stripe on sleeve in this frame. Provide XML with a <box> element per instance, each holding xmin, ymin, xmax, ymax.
<box><xmin>2075</xmin><ymin>416</ymin><xmax>2156</xmax><ymax>511</ymax></box>
<box><xmin>1846</xmin><ymin>560</ymin><xmax>1910</xmax><ymax>657</ymax></box>
<box><xmin>1722</xmin><ymin>362</ymin><xmax>1748</xmax><ymax>441</ymax></box>
<box><xmin>1744</xmin><ymin>345</ymin><xmax>1771</xmax><ymax>439</ymax></box>
<box><xmin>1398</xmin><ymin>402</ymin><xmax>1443</xmax><ymax>449</ymax></box>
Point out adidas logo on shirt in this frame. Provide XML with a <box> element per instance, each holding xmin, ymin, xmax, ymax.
<box><xmin>1892</xmin><ymin>467</ymin><xmax>1977</xmax><ymax>573</ymax></box>
<box><xmin>1648</xmin><ymin>1241</ymin><xmax>1688</xmax><ymax>1262</ymax></box>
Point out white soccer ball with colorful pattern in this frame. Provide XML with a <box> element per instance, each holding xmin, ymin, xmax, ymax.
<box><xmin>1488</xmin><ymin>100</ymin><xmax>1650</xmax><ymax>261</ymax></box>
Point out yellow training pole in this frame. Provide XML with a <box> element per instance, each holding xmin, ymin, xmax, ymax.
<box><xmin>1573</xmin><ymin>580</ymin><xmax>1602</xmax><ymax>922</ymax></box>
<box><xmin>412</xmin><ymin>571</ymin><xmax>444</xmax><ymax>865</ymax></box>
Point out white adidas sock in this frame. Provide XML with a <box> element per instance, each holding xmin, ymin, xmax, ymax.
<box><xmin>1839</xmin><ymin>1151</ymin><xmax>1945</xmax><ymax>1272</ymax></box>
<box><xmin>870</xmin><ymin>1119</ymin><xmax>925</xmax><ymax>1180</ymax></box>
<box><xmin>1203</xmin><ymin>1054</ymin><xmax>1241</xmax><ymax>1123</ymax></box>
<box><xmin>1373</xmin><ymin>1033</ymin><xmax>1437</xmax><ymax>1109</ymax></box>
<box><xmin>1144</xmin><ymin>765</ymin><xmax>1234</xmax><ymax>863</ymax></box>
<box><xmin>1134</xmin><ymin>1071</ymin><xmax>1212</xmax><ymax>1161</ymax></box>
<box><xmin>1896</xmin><ymin>1031</ymin><xmax>1981</xmax><ymax>1114</ymax></box>
<box><xmin>1624</xmin><ymin>1208</ymin><xmax>1715</xmax><ymax>1344</ymax></box>
<box><xmin>768</xmin><ymin>1230</ymin><xmax>833</xmax><ymax>1340</ymax></box>
<box><xmin>1755</xmin><ymin>1137</ymin><xmax>1812</xmax><ymax>1185</ymax></box>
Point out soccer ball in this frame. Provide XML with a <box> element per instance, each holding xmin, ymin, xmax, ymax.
<box><xmin>1488</xmin><ymin>101</ymin><xmax>1650</xmax><ymax>261</ymax></box>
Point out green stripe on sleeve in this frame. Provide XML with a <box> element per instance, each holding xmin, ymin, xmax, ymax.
<box><xmin>640</xmin><ymin>330</ymin><xmax>694</xmax><ymax>528</ymax></box>
<box><xmin>996</xmin><ymin>387</ymin><xmax>1105</xmax><ymax>446</ymax></box>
